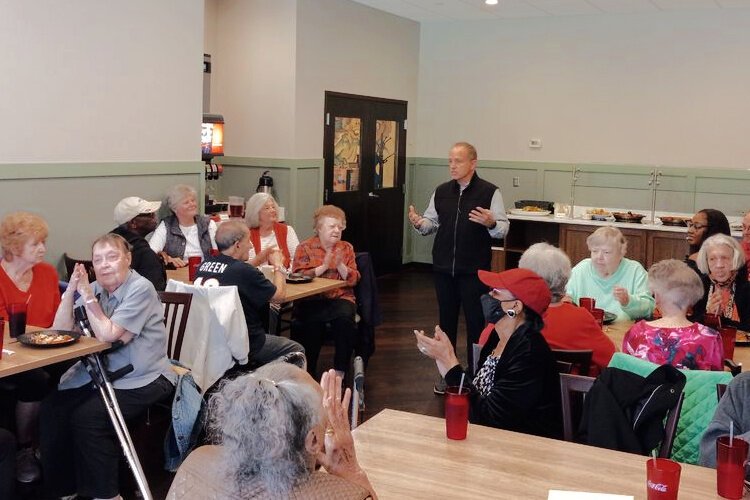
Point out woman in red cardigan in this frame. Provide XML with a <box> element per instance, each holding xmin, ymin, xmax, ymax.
<box><xmin>244</xmin><ymin>193</ymin><xmax>299</xmax><ymax>270</ymax></box>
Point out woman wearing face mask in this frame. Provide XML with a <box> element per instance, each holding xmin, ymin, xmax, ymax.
<box><xmin>692</xmin><ymin>233</ymin><xmax>750</xmax><ymax>331</ymax></box>
<box><xmin>415</xmin><ymin>268</ymin><xmax>562</xmax><ymax>439</ymax></box>
<box><xmin>566</xmin><ymin>226</ymin><xmax>655</xmax><ymax>321</ymax></box>
<box><xmin>291</xmin><ymin>205</ymin><xmax>360</xmax><ymax>379</ymax></box>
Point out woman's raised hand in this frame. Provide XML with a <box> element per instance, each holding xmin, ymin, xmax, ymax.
<box><xmin>317</xmin><ymin>370</ymin><xmax>359</xmax><ymax>477</ymax></box>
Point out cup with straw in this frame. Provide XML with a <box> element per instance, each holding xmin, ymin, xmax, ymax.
<box><xmin>716</xmin><ymin>420</ymin><xmax>748</xmax><ymax>499</ymax></box>
<box><xmin>445</xmin><ymin>372</ymin><xmax>470</xmax><ymax>440</ymax></box>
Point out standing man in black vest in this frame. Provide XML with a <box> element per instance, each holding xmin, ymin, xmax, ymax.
<box><xmin>408</xmin><ymin>142</ymin><xmax>509</xmax><ymax>394</ymax></box>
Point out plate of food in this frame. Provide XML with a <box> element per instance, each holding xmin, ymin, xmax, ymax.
<box><xmin>659</xmin><ymin>216</ymin><xmax>690</xmax><ymax>227</ymax></box>
<box><xmin>603</xmin><ymin>312</ymin><xmax>617</xmax><ymax>325</ymax></box>
<box><xmin>18</xmin><ymin>330</ymin><xmax>80</xmax><ymax>348</ymax></box>
<box><xmin>509</xmin><ymin>207</ymin><xmax>551</xmax><ymax>216</ymax></box>
<box><xmin>286</xmin><ymin>273</ymin><xmax>314</xmax><ymax>284</ymax></box>
<box><xmin>612</xmin><ymin>211</ymin><xmax>646</xmax><ymax>223</ymax></box>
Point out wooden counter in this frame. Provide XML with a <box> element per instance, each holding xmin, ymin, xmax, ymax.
<box><xmin>496</xmin><ymin>214</ymin><xmax>692</xmax><ymax>270</ymax></box>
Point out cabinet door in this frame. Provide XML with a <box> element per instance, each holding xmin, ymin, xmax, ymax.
<box><xmin>560</xmin><ymin>225</ymin><xmax>647</xmax><ymax>266</ymax></box>
<box><xmin>647</xmin><ymin>231</ymin><xmax>689</xmax><ymax>269</ymax></box>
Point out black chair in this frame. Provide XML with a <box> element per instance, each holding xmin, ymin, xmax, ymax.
<box><xmin>556</xmin><ymin>360</ymin><xmax>574</xmax><ymax>374</ymax></box>
<box><xmin>157</xmin><ymin>291</ymin><xmax>193</xmax><ymax>360</ymax></box>
<box><xmin>551</xmin><ymin>349</ymin><xmax>593</xmax><ymax>376</ymax></box>
<box><xmin>717</xmin><ymin>383</ymin><xmax>728</xmax><ymax>402</ymax></box>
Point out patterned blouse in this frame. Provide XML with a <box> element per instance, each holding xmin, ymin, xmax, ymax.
<box><xmin>622</xmin><ymin>320</ymin><xmax>724</xmax><ymax>371</ymax></box>
<box><xmin>474</xmin><ymin>355</ymin><xmax>501</xmax><ymax>397</ymax></box>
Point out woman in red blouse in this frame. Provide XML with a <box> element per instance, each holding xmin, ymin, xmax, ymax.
<box><xmin>0</xmin><ymin>211</ymin><xmax>61</xmax><ymax>483</ymax></box>
<box><xmin>292</xmin><ymin>205</ymin><xmax>360</xmax><ymax>378</ymax></box>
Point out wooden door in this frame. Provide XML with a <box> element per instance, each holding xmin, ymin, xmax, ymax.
<box><xmin>323</xmin><ymin>92</ymin><xmax>407</xmax><ymax>276</ymax></box>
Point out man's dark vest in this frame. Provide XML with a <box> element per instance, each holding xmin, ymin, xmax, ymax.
<box><xmin>432</xmin><ymin>173</ymin><xmax>497</xmax><ymax>275</ymax></box>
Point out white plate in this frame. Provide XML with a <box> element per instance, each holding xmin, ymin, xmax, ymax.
<box><xmin>510</xmin><ymin>208</ymin><xmax>551</xmax><ymax>216</ymax></box>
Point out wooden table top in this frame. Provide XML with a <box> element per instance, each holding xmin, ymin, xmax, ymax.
<box><xmin>166</xmin><ymin>268</ymin><xmax>346</xmax><ymax>303</ymax></box>
<box><xmin>0</xmin><ymin>328</ymin><xmax>109</xmax><ymax>378</ymax></box>
<box><xmin>606</xmin><ymin>319</ymin><xmax>750</xmax><ymax>369</ymax></box>
<box><xmin>353</xmin><ymin>409</ymin><xmax>719</xmax><ymax>499</ymax></box>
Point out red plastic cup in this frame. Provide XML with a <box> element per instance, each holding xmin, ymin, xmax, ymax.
<box><xmin>716</xmin><ymin>435</ymin><xmax>749</xmax><ymax>499</ymax></box>
<box><xmin>646</xmin><ymin>458</ymin><xmax>681</xmax><ymax>500</ymax></box>
<box><xmin>8</xmin><ymin>303</ymin><xmax>27</xmax><ymax>339</ymax></box>
<box><xmin>0</xmin><ymin>318</ymin><xmax>5</xmax><ymax>359</ymax></box>
<box><xmin>591</xmin><ymin>308</ymin><xmax>605</xmax><ymax>328</ymax></box>
<box><xmin>579</xmin><ymin>297</ymin><xmax>596</xmax><ymax>311</ymax></box>
<box><xmin>704</xmin><ymin>313</ymin><xmax>722</xmax><ymax>330</ymax></box>
<box><xmin>188</xmin><ymin>256</ymin><xmax>202</xmax><ymax>282</ymax></box>
<box><xmin>445</xmin><ymin>386</ymin><xmax>470</xmax><ymax>440</ymax></box>
<box><xmin>719</xmin><ymin>327</ymin><xmax>738</xmax><ymax>361</ymax></box>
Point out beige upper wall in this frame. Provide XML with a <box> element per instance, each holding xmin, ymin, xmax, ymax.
<box><xmin>294</xmin><ymin>0</ymin><xmax>420</xmax><ymax>158</ymax></box>
<box><xmin>417</xmin><ymin>10</ymin><xmax>750</xmax><ymax>169</ymax></box>
<box><xmin>206</xmin><ymin>0</ymin><xmax>420</xmax><ymax>159</ymax></box>
<box><xmin>1</xmin><ymin>0</ymin><xmax>204</xmax><ymax>163</ymax></box>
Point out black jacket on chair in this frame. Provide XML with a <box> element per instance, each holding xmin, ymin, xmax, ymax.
<box><xmin>580</xmin><ymin>365</ymin><xmax>686</xmax><ymax>455</ymax></box>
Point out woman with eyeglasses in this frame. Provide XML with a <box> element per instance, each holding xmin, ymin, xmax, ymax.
<box><xmin>414</xmin><ymin>268</ymin><xmax>562</xmax><ymax>439</ymax></box>
<box><xmin>291</xmin><ymin>205</ymin><xmax>360</xmax><ymax>379</ymax></box>
<box><xmin>692</xmin><ymin>233</ymin><xmax>750</xmax><ymax>331</ymax></box>
<box><xmin>686</xmin><ymin>209</ymin><xmax>731</xmax><ymax>267</ymax></box>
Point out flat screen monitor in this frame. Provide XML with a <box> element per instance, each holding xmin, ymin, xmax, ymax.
<box><xmin>202</xmin><ymin>114</ymin><xmax>224</xmax><ymax>161</ymax></box>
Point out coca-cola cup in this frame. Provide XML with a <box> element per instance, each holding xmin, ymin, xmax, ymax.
<box><xmin>719</xmin><ymin>326</ymin><xmax>738</xmax><ymax>361</ymax></box>
<box><xmin>716</xmin><ymin>435</ymin><xmax>748</xmax><ymax>499</ymax></box>
<box><xmin>704</xmin><ymin>313</ymin><xmax>722</xmax><ymax>330</ymax></box>
<box><xmin>591</xmin><ymin>308</ymin><xmax>605</xmax><ymax>328</ymax></box>
<box><xmin>445</xmin><ymin>386</ymin><xmax>470</xmax><ymax>440</ymax></box>
<box><xmin>8</xmin><ymin>303</ymin><xmax>27</xmax><ymax>339</ymax></box>
<box><xmin>0</xmin><ymin>318</ymin><xmax>5</xmax><ymax>359</ymax></box>
<box><xmin>646</xmin><ymin>458</ymin><xmax>681</xmax><ymax>500</ymax></box>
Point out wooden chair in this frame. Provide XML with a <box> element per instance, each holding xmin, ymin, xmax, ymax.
<box><xmin>559</xmin><ymin>373</ymin><xmax>595</xmax><ymax>442</ymax></box>
<box><xmin>717</xmin><ymin>383</ymin><xmax>728</xmax><ymax>402</ymax></box>
<box><xmin>157</xmin><ymin>291</ymin><xmax>193</xmax><ymax>360</ymax></box>
<box><xmin>551</xmin><ymin>349</ymin><xmax>593</xmax><ymax>376</ymax></box>
<box><xmin>63</xmin><ymin>252</ymin><xmax>96</xmax><ymax>282</ymax></box>
<box><xmin>559</xmin><ymin>373</ymin><xmax>684</xmax><ymax>458</ymax></box>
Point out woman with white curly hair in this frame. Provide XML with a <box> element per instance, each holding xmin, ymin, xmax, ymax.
<box><xmin>244</xmin><ymin>192</ymin><xmax>299</xmax><ymax>269</ymax></box>
<box><xmin>167</xmin><ymin>365</ymin><xmax>377</xmax><ymax>499</ymax></box>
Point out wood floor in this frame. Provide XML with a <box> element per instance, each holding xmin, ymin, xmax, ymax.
<box><xmin>22</xmin><ymin>265</ymin><xmax>463</xmax><ymax>499</ymax></box>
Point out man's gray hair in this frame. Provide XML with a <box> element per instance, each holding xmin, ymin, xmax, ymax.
<box><xmin>244</xmin><ymin>192</ymin><xmax>278</xmax><ymax>228</ymax></box>
<box><xmin>215</xmin><ymin>220</ymin><xmax>249</xmax><ymax>252</ymax></box>
<box><xmin>165</xmin><ymin>184</ymin><xmax>197</xmax><ymax>212</ymax></box>
<box><xmin>206</xmin><ymin>362</ymin><xmax>323</xmax><ymax>497</ymax></box>
<box><xmin>519</xmin><ymin>242</ymin><xmax>571</xmax><ymax>303</ymax></box>
<box><xmin>696</xmin><ymin>233</ymin><xmax>746</xmax><ymax>275</ymax></box>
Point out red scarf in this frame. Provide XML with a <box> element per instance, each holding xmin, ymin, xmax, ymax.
<box><xmin>249</xmin><ymin>222</ymin><xmax>290</xmax><ymax>267</ymax></box>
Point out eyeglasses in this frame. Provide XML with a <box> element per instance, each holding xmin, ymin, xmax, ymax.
<box><xmin>686</xmin><ymin>222</ymin><xmax>707</xmax><ymax>230</ymax></box>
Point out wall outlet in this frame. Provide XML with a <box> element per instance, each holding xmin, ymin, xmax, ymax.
<box><xmin>512</xmin><ymin>176</ymin><xmax>520</xmax><ymax>187</ymax></box>
<box><xmin>529</xmin><ymin>138</ymin><xmax>542</xmax><ymax>149</ymax></box>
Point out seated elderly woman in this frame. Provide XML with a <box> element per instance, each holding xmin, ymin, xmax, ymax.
<box><xmin>149</xmin><ymin>184</ymin><xmax>217</xmax><ymax>267</ymax></box>
<box><xmin>415</xmin><ymin>268</ymin><xmax>562</xmax><ymax>439</ymax></box>
<box><xmin>245</xmin><ymin>192</ymin><xmax>299</xmax><ymax>269</ymax></box>
<box><xmin>518</xmin><ymin>243</ymin><xmax>615</xmax><ymax>375</ymax></box>
<box><xmin>292</xmin><ymin>205</ymin><xmax>360</xmax><ymax>378</ymax></box>
<box><xmin>40</xmin><ymin>233</ymin><xmax>176</xmax><ymax>500</ymax></box>
<box><xmin>692</xmin><ymin>233</ymin><xmax>750</xmax><ymax>331</ymax></box>
<box><xmin>623</xmin><ymin>259</ymin><xmax>723</xmax><ymax>371</ymax></box>
<box><xmin>566</xmin><ymin>226</ymin><xmax>655</xmax><ymax>321</ymax></box>
<box><xmin>0</xmin><ymin>212</ymin><xmax>61</xmax><ymax>483</ymax></box>
<box><xmin>686</xmin><ymin>208</ymin><xmax>731</xmax><ymax>266</ymax></box>
<box><xmin>167</xmin><ymin>366</ymin><xmax>377</xmax><ymax>499</ymax></box>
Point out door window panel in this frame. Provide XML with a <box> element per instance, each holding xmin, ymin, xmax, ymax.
<box><xmin>374</xmin><ymin>120</ymin><xmax>397</xmax><ymax>189</ymax></box>
<box><xmin>333</xmin><ymin>116</ymin><xmax>361</xmax><ymax>192</ymax></box>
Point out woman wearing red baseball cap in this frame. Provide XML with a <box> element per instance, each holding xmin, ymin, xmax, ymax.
<box><xmin>415</xmin><ymin>267</ymin><xmax>562</xmax><ymax>438</ymax></box>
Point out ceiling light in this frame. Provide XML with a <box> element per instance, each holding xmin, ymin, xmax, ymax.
<box><xmin>486</xmin><ymin>0</ymin><xmax>498</xmax><ymax>5</ymax></box>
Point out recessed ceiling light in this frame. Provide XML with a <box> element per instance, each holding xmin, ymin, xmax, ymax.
<box><xmin>486</xmin><ymin>0</ymin><xmax>498</xmax><ymax>5</ymax></box>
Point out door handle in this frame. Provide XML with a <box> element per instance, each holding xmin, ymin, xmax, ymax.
<box><xmin>368</xmin><ymin>192</ymin><xmax>380</xmax><ymax>198</ymax></box>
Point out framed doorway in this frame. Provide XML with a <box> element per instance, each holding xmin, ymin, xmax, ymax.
<box><xmin>323</xmin><ymin>91</ymin><xmax>407</xmax><ymax>276</ymax></box>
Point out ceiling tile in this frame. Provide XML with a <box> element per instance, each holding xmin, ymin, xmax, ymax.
<box><xmin>587</xmin><ymin>0</ymin><xmax>660</xmax><ymax>14</ymax></box>
<box><xmin>651</xmin><ymin>0</ymin><xmax>722</xmax><ymax>11</ymax></box>
<box><xmin>522</xmin><ymin>0</ymin><xmax>603</xmax><ymax>16</ymax></box>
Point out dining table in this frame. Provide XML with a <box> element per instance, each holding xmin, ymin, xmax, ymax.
<box><xmin>605</xmin><ymin>319</ymin><xmax>750</xmax><ymax>369</ymax></box>
<box><xmin>166</xmin><ymin>267</ymin><xmax>346</xmax><ymax>303</ymax></box>
<box><xmin>353</xmin><ymin>408</ymin><xmax>719</xmax><ymax>499</ymax></box>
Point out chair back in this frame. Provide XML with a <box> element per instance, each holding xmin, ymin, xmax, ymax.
<box><xmin>552</xmin><ymin>349</ymin><xmax>593</xmax><ymax>376</ymax></box>
<box><xmin>556</xmin><ymin>360</ymin><xmax>573</xmax><ymax>374</ymax></box>
<box><xmin>658</xmin><ymin>392</ymin><xmax>685</xmax><ymax>458</ymax></box>
<box><xmin>63</xmin><ymin>253</ymin><xmax>96</xmax><ymax>282</ymax></box>
<box><xmin>559</xmin><ymin>373</ymin><xmax>595</xmax><ymax>442</ymax></box>
<box><xmin>158</xmin><ymin>291</ymin><xmax>193</xmax><ymax>360</ymax></box>
<box><xmin>717</xmin><ymin>383</ymin><xmax>728</xmax><ymax>402</ymax></box>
